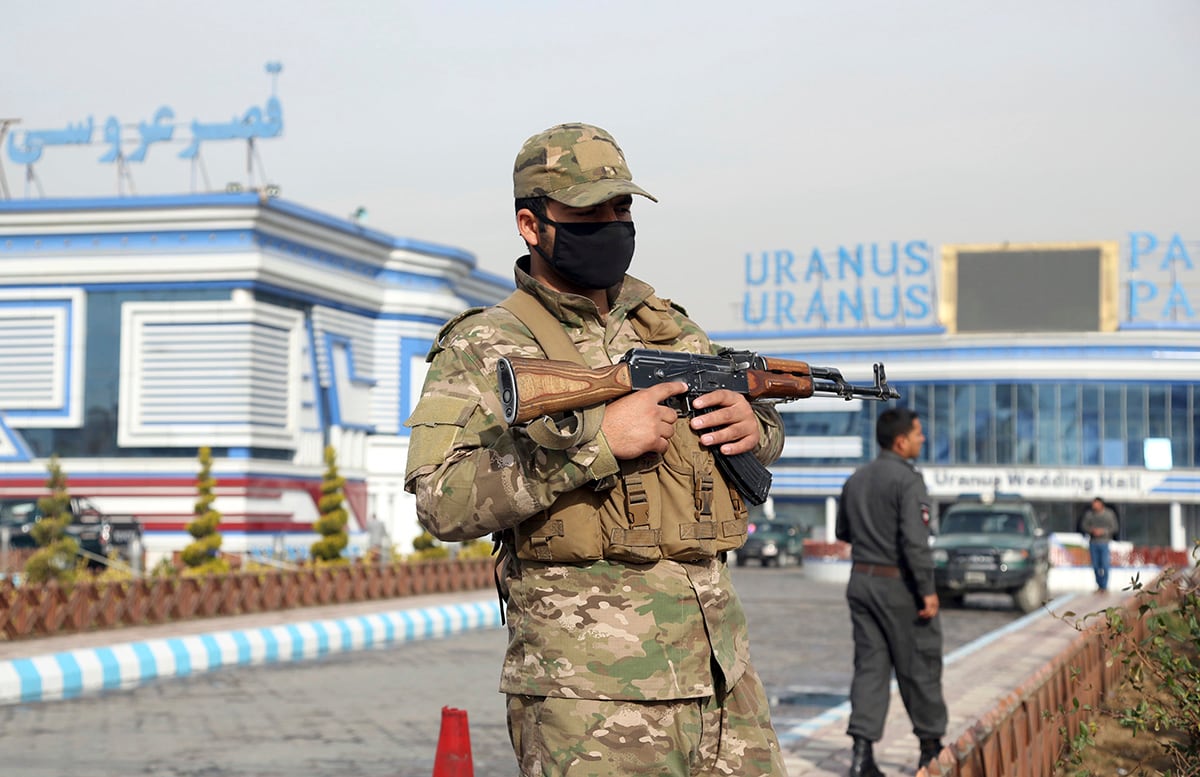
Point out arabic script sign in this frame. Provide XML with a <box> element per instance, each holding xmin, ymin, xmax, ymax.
<box><xmin>6</xmin><ymin>62</ymin><xmax>284</xmax><ymax>166</ymax></box>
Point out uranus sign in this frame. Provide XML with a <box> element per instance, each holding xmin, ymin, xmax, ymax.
<box><xmin>742</xmin><ymin>240</ymin><xmax>936</xmax><ymax>330</ymax></box>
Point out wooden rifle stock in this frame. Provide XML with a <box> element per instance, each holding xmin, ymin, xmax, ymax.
<box><xmin>498</xmin><ymin>357</ymin><xmax>634</xmax><ymax>424</ymax></box>
<box><xmin>745</xmin><ymin>370</ymin><xmax>815</xmax><ymax>401</ymax></box>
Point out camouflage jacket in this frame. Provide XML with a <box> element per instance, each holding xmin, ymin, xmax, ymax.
<box><xmin>404</xmin><ymin>260</ymin><xmax>784</xmax><ymax>700</ymax></box>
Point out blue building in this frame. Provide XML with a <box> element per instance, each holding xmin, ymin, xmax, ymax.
<box><xmin>0</xmin><ymin>193</ymin><xmax>509</xmax><ymax>561</ymax></box>
<box><xmin>1</xmin><ymin>191</ymin><xmax>1196</xmax><ymax>561</ymax></box>
<box><xmin>718</xmin><ymin>237</ymin><xmax>1200</xmax><ymax>549</ymax></box>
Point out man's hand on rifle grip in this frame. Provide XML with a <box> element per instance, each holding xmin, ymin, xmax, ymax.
<box><xmin>601</xmin><ymin>381</ymin><xmax>689</xmax><ymax>460</ymax></box>
<box><xmin>690</xmin><ymin>390</ymin><xmax>761</xmax><ymax>457</ymax></box>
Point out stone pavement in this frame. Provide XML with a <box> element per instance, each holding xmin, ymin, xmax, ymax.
<box><xmin>777</xmin><ymin>584</ymin><xmax>1125</xmax><ymax>776</ymax></box>
<box><xmin>0</xmin><ymin>568</ymin><xmax>1136</xmax><ymax>776</ymax></box>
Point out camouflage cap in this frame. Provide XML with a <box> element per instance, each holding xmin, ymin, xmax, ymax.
<box><xmin>513</xmin><ymin>122</ymin><xmax>658</xmax><ymax>207</ymax></box>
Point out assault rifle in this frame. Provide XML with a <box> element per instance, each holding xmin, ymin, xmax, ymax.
<box><xmin>497</xmin><ymin>348</ymin><xmax>899</xmax><ymax>506</ymax></box>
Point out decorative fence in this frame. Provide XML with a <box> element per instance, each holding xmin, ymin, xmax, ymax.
<box><xmin>0</xmin><ymin>558</ymin><xmax>495</xmax><ymax>642</ymax></box>
<box><xmin>1048</xmin><ymin>542</ymin><xmax>1188</xmax><ymax>569</ymax></box>
<box><xmin>0</xmin><ymin>548</ymin><xmax>37</xmax><ymax>576</ymax></box>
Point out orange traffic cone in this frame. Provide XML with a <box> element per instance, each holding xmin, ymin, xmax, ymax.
<box><xmin>432</xmin><ymin>706</ymin><xmax>474</xmax><ymax>777</ymax></box>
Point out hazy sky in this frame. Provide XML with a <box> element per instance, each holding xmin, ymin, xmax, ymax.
<box><xmin>4</xmin><ymin>1</ymin><xmax>1197</xmax><ymax>332</ymax></box>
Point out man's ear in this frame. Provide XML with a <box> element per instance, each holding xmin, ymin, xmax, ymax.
<box><xmin>516</xmin><ymin>209</ymin><xmax>541</xmax><ymax>247</ymax></box>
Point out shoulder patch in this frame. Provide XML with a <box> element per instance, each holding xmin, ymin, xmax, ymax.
<box><xmin>631</xmin><ymin>297</ymin><xmax>683</xmax><ymax>344</ymax></box>
<box><xmin>643</xmin><ymin>294</ymin><xmax>688</xmax><ymax>317</ymax></box>
<box><xmin>427</xmin><ymin>306</ymin><xmax>489</xmax><ymax>361</ymax></box>
<box><xmin>665</xmin><ymin>298</ymin><xmax>688</xmax><ymax>316</ymax></box>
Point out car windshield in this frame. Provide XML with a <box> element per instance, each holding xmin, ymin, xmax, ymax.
<box><xmin>940</xmin><ymin>510</ymin><xmax>1029</xmax><ymax>536</ymax></box>
<box><xmin>0</xmin><ymin>500</ymin><xmax>39</xmax><ymax>526</ymax></box>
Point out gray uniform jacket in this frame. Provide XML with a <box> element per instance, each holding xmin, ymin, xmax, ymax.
<box><xmin>835</xmin><ymin>449</ymin><xmax>935</xmax><ymax>597</ymax></box>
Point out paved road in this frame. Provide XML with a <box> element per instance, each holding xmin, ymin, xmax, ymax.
<box><xmin>0</xmin><ymin>565</ymin><xmax>1021</xmax><ymax>777</ymax></box>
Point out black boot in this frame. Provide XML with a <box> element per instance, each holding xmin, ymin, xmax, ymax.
<box><xmin>848</xmin><ymin>736</ymin><xmax>885</xmax><ymax>777</ymax></box>
<box><xmin>916</xmin><ymin>738</ymin><xmax>943</xmax><ymax>773</ymax></box>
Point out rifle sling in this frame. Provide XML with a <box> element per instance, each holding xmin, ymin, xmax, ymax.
<box><xmin>498</xmin><ymin>289</ymin><xmax>587</xmax><ymax>365</ymax></box>
<box><xmin>499</xmin><ymin>290</ymin><xmax>603</xmax><ymax>448</ymax></box>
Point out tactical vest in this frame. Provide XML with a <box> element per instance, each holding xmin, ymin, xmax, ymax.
<box><xmin>498</xmin><ymin>290</ymin><xmax>748</xmax><ymax>564</ymax></box>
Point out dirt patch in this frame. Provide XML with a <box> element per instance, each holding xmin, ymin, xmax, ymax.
<box><xmin>1053</xmin><ymin>630</ymin><xmax>1196</xmax><ymax>775</ymax></box>
<box><xmin>1054</xmin><ymin>676</ymin><xmax>1173</xmax><ymax>775</ymax></box>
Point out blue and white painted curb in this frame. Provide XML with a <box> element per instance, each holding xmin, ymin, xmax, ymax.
<box><xmin>0</xmin><ymin>599</ymin><xmax>502</xmax><ymax>706</ymax></box>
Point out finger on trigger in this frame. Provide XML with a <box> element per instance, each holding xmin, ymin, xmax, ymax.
<box><xmin>648</xmin><ymin>381</ymin><xmax>689</xmax><ymax>401</ymax></box>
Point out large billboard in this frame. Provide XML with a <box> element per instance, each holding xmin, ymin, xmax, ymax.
<box><xmin>939</xmin><ymin>242</ymin><xmax>1119</xmax><ymax>334</ymax></box>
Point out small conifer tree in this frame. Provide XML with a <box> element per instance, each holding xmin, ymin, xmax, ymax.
<box><xmin>411</xmin><ymin>530</ymin><xmax>449</xmax><ymax>561</ymax></box>
<box><xmin>310</xmin><ymin>445</ymin><xmax>349</xmax><ymax>562</ymax></box>
<box><xmin>24</xmin><ymin>455</ymin><xmax>80</xmax><ymax>584</ymax></box>
<box><xmin>181</xmin><ymin>446</ymin><xmax>226</xmax><ymax>571</ymax></box>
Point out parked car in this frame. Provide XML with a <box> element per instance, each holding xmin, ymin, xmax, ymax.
<box><xmin>737</xmin><ymin>520</ymin><xmax>807</xmax><ymax>567</ymax></box>
<box><xmin>931</xmin><ymin>497</ymin><xmax>1050</xmax><ymax>613</ymax></box>
<box><xmin>0</xmin><ymin>496</ymin><xmax>143</xmax><ymax>567</ymax></box>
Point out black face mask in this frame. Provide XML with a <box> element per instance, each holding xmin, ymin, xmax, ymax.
<box><xmin>532</xmin><ymin>217</ymin><xmax>636</xmax><ymax>290</ymax></box>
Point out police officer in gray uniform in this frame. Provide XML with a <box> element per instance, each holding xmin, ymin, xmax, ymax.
<box><xmin>835</xmin><ymin>408</ymin><xmax>947</xmax><ymax>776</ymax></box>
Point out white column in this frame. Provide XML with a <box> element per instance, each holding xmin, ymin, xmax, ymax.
<box><xmin>824</xmin><ymin>496</ymin><xmax>838</xmax><ymax>543</ymax></box>
<box><xmin>1170</xmin><ymin>501</ymin><xmax>1185</xmax><ymax>550</ymax></box>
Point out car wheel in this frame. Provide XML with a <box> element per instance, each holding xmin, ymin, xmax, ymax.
<box><xmin>938</xmin><ymin>589</ymin><xmax>965</xmax><ymax>608</ymax></box>
<box><xmin>736</xmin><ymin>554</ymin><xmax>747</xmax><ymax>567</ymax></box>
<box><xmin>1012</xmin><ymin>571</ymin><xmax>1048</xmax><ymax>614</ymax></box>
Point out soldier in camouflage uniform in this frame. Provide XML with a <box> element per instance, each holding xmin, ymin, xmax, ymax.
<box><xmin>404</xmin><ymin>123</ymin><xmax>789</xmax><ymax>776</ymax></box>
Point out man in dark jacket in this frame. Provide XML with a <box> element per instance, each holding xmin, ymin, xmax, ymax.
<box><xmin>836</xmin><ymin>408</ymin><xmax>947</xmax><ymax>776</ymax></box>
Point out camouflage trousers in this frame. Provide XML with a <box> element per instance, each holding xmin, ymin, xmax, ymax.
<box><xmin>506</xmin><ymin>664</ymin><xmax>787</xmax><ymax>776</ymax></box>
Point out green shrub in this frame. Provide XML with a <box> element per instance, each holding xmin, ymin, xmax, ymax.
<box><xmin>182</xmin><ymin>447</ymin><xmax>224</xmax><ymax>569</ymax></box>
<box><xmin>149</xmin><ymin>556</ymin><xmax>179</xmax><ymax>578</ymax></box>
<box><xmin>181</xmin><ymin>532</ymin><xmax>223</xmax><ymax>568</ymax></box>
<box><xmin>88</xmin><ymin>554</ymin><xmax>138</xmax><ymax>583</ymax></box>
<box><xmin>24</xmin><ymin>538</ymin><xmax>81</xmax><ymax>585</ymax></box>
<box><xmin>457</xmin><ymin>538</ymin><xmax>496</xmax><ymax>560</ymax></box>
<box><xmin>1054</xmin><ymin>542</ymin><xmax>1200</xmax><ymax>775</ymax></box>
<box><xmin>409</xmin><ymin>531</ymin><xmax>450</xmax><ymax>561</ymax></box>
<box><xmin>181</xmin><ymin>557</ymin><xmax>231</xmax><ymax>577</ymax></box>
<box><xmin>24</xmin><ymin>455</ymin><xmax>78</xmax><ymax>584</ymax></box>
<box><xmin>1107</xmin><ymin>565</ymin><xmax>1200</xmax><ymax>772</ymax></box>
<box><xmin>310</xmin><ymin>445</ymin><xmax>349</xmax><ymax>562</ymax></box>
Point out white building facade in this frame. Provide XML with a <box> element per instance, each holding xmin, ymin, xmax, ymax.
<box><xmin>1</xmin><ymin>195</ymin><xmax>1197</xmax><ymax>558</ymax></box>
<box><xmin>0</xmin><ymin>193</ymin><xmax>510</xmax><ymax>560</ymax></box>
<box><xmin>716</xmin><ymin>236</ymin><xmax>1200</xmax><ymax>548</ymax></box>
